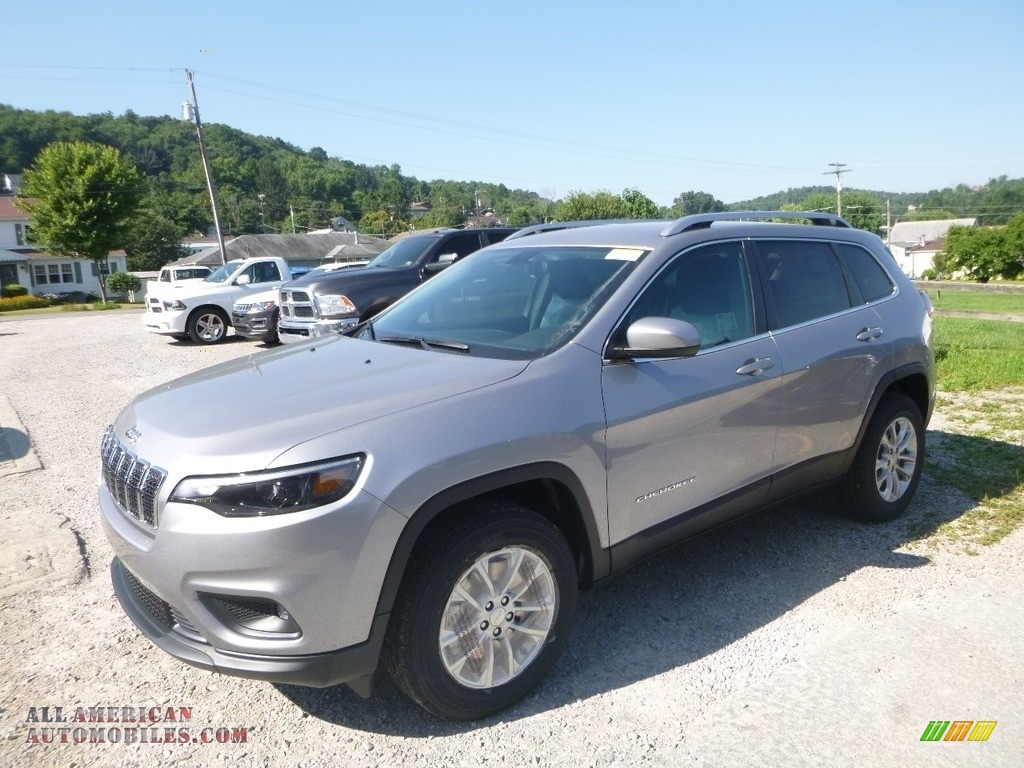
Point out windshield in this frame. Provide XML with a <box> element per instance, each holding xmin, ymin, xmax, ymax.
<box><xmin>204</xmin><ymin>261</ymin><xmax>244</xmax><ymax>283</ymax></box>
<box><xmin>360</xmin><ymin>245</ymin><xmax>644</xmax><ymax>360</ymax></box>
<box><xmin>366</xmin><ymin>236</ymin><xmax>440</xmax><ymax>268</ymax></box>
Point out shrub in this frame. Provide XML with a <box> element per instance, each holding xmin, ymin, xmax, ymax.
<box><xmin>0</xmin><ymin>295</ymin><xmax>51</xmax><ymax>312</ymax></box>
<box><xmin>1</xmin><ymin>283</ymin><xmax>28</xmax><ymax>298</ymax></box>
<box><xmin>106</xmin><ymin>271</ymin><xmax>142</xmax><ymax>299</ymax></box>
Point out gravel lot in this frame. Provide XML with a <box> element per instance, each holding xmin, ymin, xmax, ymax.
<box><xmin>1</xmin><ymin>311</ymin><xmax>1021</xmax><ymax>768</ymax></box>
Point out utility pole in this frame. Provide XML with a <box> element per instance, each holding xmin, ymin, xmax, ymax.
<box><xmin>824</xmin><ymin>163</ymin><xmax>851</xmax><ymax>217</ymax></box>
<box><xmin>186</xmin><ymin>70</ymin><xmax>227</xmax><ymax>265</ymax></box>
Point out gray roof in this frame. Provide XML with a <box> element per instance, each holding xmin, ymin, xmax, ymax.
<box><xmin>174</xmin><ymin>232</ymin><xmax>390</xmax><ymax>268</ymax></box>
<box><xmin>0</xmin><ymin>248</ymin><xmax>28</xmax><ymax>263</ymax></box>
<box><xmin>888</xmin><ymin>218</ymin><xmax>975</xmax><ymax>246</ymax></box>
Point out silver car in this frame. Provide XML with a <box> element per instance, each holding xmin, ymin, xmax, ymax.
<box><xmin>99</xmin><ymin>212</ymin><xmax>934</xmax><ymax>720</ymax></box>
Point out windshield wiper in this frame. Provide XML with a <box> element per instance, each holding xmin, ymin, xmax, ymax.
<box><xmin>378</xmin><ymin>335</ymin><xmax>470</xmax><ymax>353</ymax></box>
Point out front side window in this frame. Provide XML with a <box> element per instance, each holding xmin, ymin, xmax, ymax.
<box><xmin>367</xmin><ymin>236</ymin><xmax>441</xmax><ymax>268</ymax></box>
<box><xmin>204</xmin><ymin>261</ymin><xmax>245</xmax><ymax>283</ymax></box>
<box><xmin>430</xmin><ymin>233</ymin><xmax>481</xmax><ymax>262</ymax></box>
<box><xmin>620</xmin><ymin>242</ymin><xmax>755</xmax><ymax>350</ymax></box>
<box><xmin>243</xmin><ymin>262</ymin><xmax>282</xmax><ymax>283</ymax></box>
<box><xmin>363</xmin><ymin>245</ymin><xmax>643</xmax><ymax>359</ymax></box>
<box><xmin>758</xmin><ymin>241</ymin><xmax>852</xmax><ymax>329</ymax></box>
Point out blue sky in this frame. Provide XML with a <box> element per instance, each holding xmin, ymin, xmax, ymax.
<box><xmin>3</xmin><ymin>0</ymin><xmax>1023</xmax><ymax>206</ymax></box>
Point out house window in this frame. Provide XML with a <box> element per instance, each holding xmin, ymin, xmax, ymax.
<box><xmin>61</xmin><ymin>263</ymin><xmax>75</xmax><ymax>283</ymax></box>
<box><xmin>15</xmin><ymin>224</ymin><xmax>31</xmax><ymax>246</ymax></box>
<box><xmin>34</xmin><ymin>265</ymin><xmax>48</xmax><ymax>284</ymax></box>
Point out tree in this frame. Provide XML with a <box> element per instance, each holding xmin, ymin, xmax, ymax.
<box><xmin>671</xmin><ymin>190</ymin><xmax>725</xmax><ymax>216</ymax></box>
<box><xmin>17</xmin><ymin>141</ymin><xmax>140</xmax><ymax>302</ymax></box>
<box><xmin>620</xmin><ymin>188</ymin><xmax>660</xmax><ymax>219</ymax></box>
<box><xmin>795</xmin><ymin>191</ymin><xmax>883</xmax><ymax>232</ymax></box>
<box><xmin>555</xmin><ymin>189</ymin><xmax>660</xmax><ymax>221</ymax></box>
<box><xmin>937</xmin><ymin>218</ymin><xmax>1024</xmax><ymax>282</ymax></box>
<box><xmin>124</xmin><ymin>210</ymin><xmax>188</xmax><ymax>270</ymax></box>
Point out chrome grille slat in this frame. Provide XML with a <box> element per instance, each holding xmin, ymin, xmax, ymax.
<box><xmin>100</xmin><ymin>426</ymin><xmax>166</xmax><ymax>528</ymax></box>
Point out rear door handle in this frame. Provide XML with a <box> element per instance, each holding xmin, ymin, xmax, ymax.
<box><xmin>856</xmin><ymin>327</ymin><xmax>883</xmax><ymax>342</ymax></box>
<box><xmin>736</xmin><ymin>357</ymin><xmax>774</xmax><ymax>376</ymax></box>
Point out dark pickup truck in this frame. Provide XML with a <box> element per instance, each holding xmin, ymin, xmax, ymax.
<box><xmin>277</xmin><ymin>227</ymin><xmax>515</xmax><ymax>343</ymax></box>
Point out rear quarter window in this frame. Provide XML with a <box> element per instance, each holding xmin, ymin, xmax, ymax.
<box><xmin>834</xmin><ymin>243</ymin><xmax>895</xmax><ymax>303</ymax></box>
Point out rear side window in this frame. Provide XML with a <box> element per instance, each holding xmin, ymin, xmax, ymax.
<box><xmin>759</xmin><ymin>241</ymin><xmax>852</xmax><ymax>329</ymax></box>
<box><xmin>834</xmin><ymin>243</ymin><xmax>894</xmax><ymax>303</ymax></box>
<box><xmin>483</xmin><ymin>230</ymin><xmax>513</xmax><ymax>245</ymax></box>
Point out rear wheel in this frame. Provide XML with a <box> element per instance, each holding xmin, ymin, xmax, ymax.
<box><xmin>187</xmin><ymin>307</ymin><xmax>228</xmax><ymax>345</ymax></box>
<box><xmin>844</xmin><ymin>394</ymin><xmax>924</xmax><ymax>522</ymax></box>
<box><xmin>383</xmin><ymin>502</ymin><xmax>577</xmax><ymax>720</ymax></box>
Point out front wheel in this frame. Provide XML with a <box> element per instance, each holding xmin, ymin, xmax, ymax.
<box><xmin>844</xmin><ymin>394</ymin><xmax>925</xmax><ymax>522</ymax></box>
<box><xmin>187</xmin><ymin>307</ymin><xmax>228</xmax><ymax>345</ymax></box>
<box><xmin>383</xmin><ymin>502</ymin><xmax>577</xmax><ymax>720</ymax></box>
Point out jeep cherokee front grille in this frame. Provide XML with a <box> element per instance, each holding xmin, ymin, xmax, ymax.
<box><xmin>101</xmin><ymin>426</ymin><xmax>166</xmax><ymax>528</ymax></box>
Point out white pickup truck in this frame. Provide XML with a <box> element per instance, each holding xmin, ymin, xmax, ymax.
<box><xmin>144</xmin><ymin>257</ymin><xmax>291</xmax><ymax>344</ymax></box>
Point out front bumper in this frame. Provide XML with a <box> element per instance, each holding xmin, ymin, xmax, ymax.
<box><xmin>110</xmin><ymin>558</ymin><xmax>386</xmax><ymax>690</ymax></box>
<box><xmin>231</xmin><ymin>309</ymin><xmax>277</xmax><ymax>341</ymax></box>
<box><xmin>278</xmin><ymin>317</ymin><xmax>358</xmax><ymax>345</ymax></box>
<box><xmin>98</xmin><ymin>473</ymin><xmax>407</xmax><ymax>688</ymax></box>
<box><xmin>144</xmin><ymin>308</ymin><xmax>189</xmax><ymax>335</ymax></box>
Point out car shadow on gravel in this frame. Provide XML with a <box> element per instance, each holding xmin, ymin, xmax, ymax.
<box><xmin>275</xmin><ymin>435</ymin><xmax>990</xmax><ymax>734</ymax></box>
<box><xmin>167</xmin><ymin>335</ymin><xmax>252</xmax><ymax>347</ymax></box>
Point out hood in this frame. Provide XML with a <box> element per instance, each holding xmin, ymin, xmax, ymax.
<box><xmin>112</xmin><ymin>337</ymin><xmax>528</xmax><ymax>475</ymax></box>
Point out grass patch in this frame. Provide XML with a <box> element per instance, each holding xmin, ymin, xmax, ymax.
<box><xmin>926</xmin><ymin>290</ymin><xmax>1024</xmax><ymax>313</ymax></box>
<box><xmin>921</xmin><ymin>391</ymin><xmax>1024</xmax><ymax>550</ymax></box>
<box><xmin>932</xmin><ymin>316</ymin><xmax>1024</xmax><ymax>391</ymax></box>
<box><xmin>60</xmin><ymin>302</ymin><xmax>122</xmax><ymax>311</ymax></box>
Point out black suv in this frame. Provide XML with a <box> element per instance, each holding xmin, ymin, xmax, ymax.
<box><xmin>277</xmin><ymin>227</ymin><xmax>516</xmax><ymax>343</ymax></box>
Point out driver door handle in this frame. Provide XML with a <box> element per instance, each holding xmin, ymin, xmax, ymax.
<box><xmin>736</xmin><ymin>357</ymin><xmax>774</xmax><ymax>376</ymax></box>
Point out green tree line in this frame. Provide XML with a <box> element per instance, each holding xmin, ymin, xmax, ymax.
<box><xmin>4</xmin><ymin>105</ymin><xmax>1023</xmax><ymax>271</ymax></box>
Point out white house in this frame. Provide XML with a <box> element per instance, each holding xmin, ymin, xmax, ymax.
<box><xmin>0</xmin><ymin>196</ymin><xmax>126</xmax><ymax>297</ymax></box>
<box><xmin>887</xmin><ymin>218</ymin><xmax>975</xmax><ymax>277</ymax></box>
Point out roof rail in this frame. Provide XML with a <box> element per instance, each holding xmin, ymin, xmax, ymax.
<box><xmin>660</xmin><ymin>211</ymin><xmax>850</xmax><ymax>237</ymax></box>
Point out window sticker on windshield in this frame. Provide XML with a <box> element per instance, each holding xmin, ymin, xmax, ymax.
<box><xmin>605</xmin><ymin>248</ymin><xmax>645</xmax><ymax>261</ymax></box>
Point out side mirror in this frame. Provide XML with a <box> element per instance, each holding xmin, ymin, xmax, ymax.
<box><xmin>425</xmin><ymin>252</ymin><xmax>458</xmax><ymax>274</ymax></box>
<box><xmin>609</xmin><ymin>317</ymin><xmax>701</xmax><ymax>360</ymax></box>
<box><xmin>235</xmin><ymin>274</ymin><xmax>251</xmax><ymax>285</ymax></box>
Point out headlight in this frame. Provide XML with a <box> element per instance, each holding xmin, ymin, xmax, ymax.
<box><xmin>169</xmin><ymin>455</ymin><xmax>364</xmax><ymax>517</ymax></box>
<box><xmin>246</xmin><ymin>301</ymin><xmax>276</xmax><ymax>314</ymax></box>
<box><xmin>163</xmin><ymin>300</ymin><xmax>187</xmax><ymax>310</ymax></box>
<box><xmin>316</xmin><ymin>294</ymin><xmax>358</xmax><ymax>317</ymax></box>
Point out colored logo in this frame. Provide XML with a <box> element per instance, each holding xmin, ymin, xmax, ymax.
<box><xmin>920</xmin><ymin>721</ymin><xmax>997</xmax><ymax>742</ymax></box>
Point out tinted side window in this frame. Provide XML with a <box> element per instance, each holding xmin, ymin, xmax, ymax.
<box><xmin>759</xmin><ymin>241</ymin><xmax>851</xmax><ymax>329</ymax></box>
<box><xmin>624</xmin><ymin>242</ymin><xmax>754</xmax><ymax>350</ymax></box>
<box><xmin>835</xmin><ymin>243</ymin><xmax>894</xmax><ymax>303</ymax></box>
<box><xmin>435</xmin><ymin>233</ymin><xmax>483</xmax><ymax>261</ymax></box>
<box><xmin>483</xmin><ymin>230</ymin><xmax>513</xmax><ymax>245</ymax></box>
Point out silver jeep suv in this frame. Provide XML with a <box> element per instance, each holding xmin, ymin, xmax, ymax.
<box><xmin>99</xmin><ymin>212</ymin><xmax>934</xmax><ymax>720</ymax></box>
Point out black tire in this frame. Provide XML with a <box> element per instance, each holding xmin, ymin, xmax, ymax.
<box><xmin>186</xmin><ymin>307</ymin><xmax>228</xmax><ymax>345</ymax></box>
<box><xmin>170</xmin><ymin>333</ymin><xmax>190</xmax><ymax>342</ymax></box>
<box><xmin>383</xmin><ymin>501</ymin><xmax>577</xmax><ymax>720</ymax></box>
<box><xmin>265</xmin><ymin>309</ymin><xmax>280</xmax><ymax>345</ymax></box>
<box><xmin>844</xmin><ymin>394</ymin><xmax>925</xmax><ymax>522</ymax></box>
